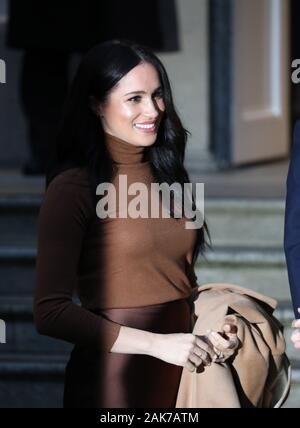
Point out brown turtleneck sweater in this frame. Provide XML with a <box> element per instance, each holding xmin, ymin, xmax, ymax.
<box><xmin>34</xmin><ymin>132</ymin><xmax>198</xmax><ymax>353</ymax></box>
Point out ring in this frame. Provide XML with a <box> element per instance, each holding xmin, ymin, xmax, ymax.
<box><xmin>218</xmin><ymin>352</ymin><xmax>225</xmax><ymax>360</ymax></box>
<box><xmin>198</xmin><ymin>350</ymin><xmax>204</xmax><ymax>359</ymax></box>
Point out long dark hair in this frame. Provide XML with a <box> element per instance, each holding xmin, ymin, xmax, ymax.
<box><xmin>46</xmin><ymin>39</ymin><xmax>210</xmax><ymax>268</ymax></box>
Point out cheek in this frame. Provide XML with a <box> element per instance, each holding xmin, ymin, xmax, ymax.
<box><xmin>104</xmin><ymin>102</ymin><xmax>137</xmax><ymax>124</ymax></box>
<box><xmin>119</xmin><ymin>103</ymin><xmax>139</xmax><ymax>121</ymax></box>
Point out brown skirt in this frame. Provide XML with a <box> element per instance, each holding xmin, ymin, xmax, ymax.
<box><xmin>63</xmin><ymin>298</ymin><xmax>192</xmax><ymax>408</ymax></box>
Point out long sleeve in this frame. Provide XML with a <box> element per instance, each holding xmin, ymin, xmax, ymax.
<box><xmin>33</xmin><ymin>174</ymin><xmax>122</xmax><ymax>352</ymax></box>
<box><xmin>284</xmin><ymin>119</ymin><xmax>300</xmax><ymax>319</ymax></box>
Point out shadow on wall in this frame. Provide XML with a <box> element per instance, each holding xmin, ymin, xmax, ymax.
<box><xmin>0</xmin><ymin>0</ymin><xmax>180</xmax><ymax>171</ymax></box>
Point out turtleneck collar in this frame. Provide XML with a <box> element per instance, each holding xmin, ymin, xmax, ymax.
<box><xmin>104</xmin><ymin>132</ymin><xmax>147</xmax><ymax>166</ymax></box>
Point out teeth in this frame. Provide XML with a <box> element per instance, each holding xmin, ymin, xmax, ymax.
<box><xmin>134</xmin><ymin>123</ymin><xmax>155</xmax><ymax>129</ymax></box>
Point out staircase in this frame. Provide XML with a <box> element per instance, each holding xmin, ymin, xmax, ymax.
<box><xmin>0</xmin><ymin>184</ymin><xmax>72</xmax><ymax>407</ymax></box>
<box><xmin>0</xmin><ymin>175</ymin><xmax>298</xmax><ymax>407</ymax></box>
<box><xmin>195</xmin><ymin>199</ymin><xmax>299</xmax><ymax>408</ymax></box>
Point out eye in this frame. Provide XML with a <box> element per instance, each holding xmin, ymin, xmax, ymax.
<box><xmin>128</xmin><ymin>92</ymin><xmax>163</xmax><ymax>103</ymax></box>
<box><xmin>128</xmin><ymin>96</ymin><xmax>141</xmax><ymax>103</ymax></box>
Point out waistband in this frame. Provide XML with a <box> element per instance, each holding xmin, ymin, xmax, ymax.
<box><xmin>89</xmin><ymin>298</ymin><xmax>192</xmax><ymax>334</ymax></box>
<box><xmin>90</xmin><ymin>297</ymin><xmax>191</xmax><ymax>315</ymax></box>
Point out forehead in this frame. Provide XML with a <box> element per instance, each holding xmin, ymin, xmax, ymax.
<box><xmin>114</xmin><ymin>62</ymin><xmax>161</xmax><ymax>94</ymax></box>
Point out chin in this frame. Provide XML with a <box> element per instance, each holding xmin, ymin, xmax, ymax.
<box><xmin>134</xmin><ymin>130</ymin><xmax>158</xmax><ymax>141</ymax></box>
<box><xmin>137</xmin><ymin>137</ymin><xmax>157</xmax><ymax>147</ymax></box>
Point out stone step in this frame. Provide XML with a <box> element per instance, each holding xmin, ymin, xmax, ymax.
<box><xmin>0</xmin><ymin>195</ymin><xmax>286</xmax><ymax>248</ymax></box>
<box><xmin>0</xmin><ymin>292</ymin><xmax>298</xmax><ymax>407</ymax></box>
<box><xmin>0</xmin><ymin>196</ymin><xmax>40</xmax><ymax>247</ymax></box>
<box><xmin>0</xmin><ymin>353</ymin><xmax>67</xmax><ymax>408</ymax></box>
<box><xmin>0</xmin><ymin>353</ymin><xmax>68</xmax><ymax>375</ymax></box>
<box><xmin>195</xmin><ymin>248</ymin><xmax>291</xmax><ymax>302</ymax></box>
<box><xmin>0</xmin><ymin>296</ymin><xmax>72</xmax><ymax>355</ymax></box>
<box><xmin>0</xmin><ymin>246</ymin><xmax>36</xmax><ymax>296</ymax></box>
<box><xmin>0</xmin><ymin>352</ymin><xmax>298</xmax><ymax>408</ymax></box>
<box><xmin>205</xmin><ymin>199</ymin><xmax>285</xmax><ymax>248</ymax></box>
<box><xmin>0</xmin><ymin>245</ymin><xmax>291</xmax><ymax>302</ymax></box>
<box><xmin>0</xmin><ymin>294</ymin><xmax>296</xmax><ymax>357</ymax></box>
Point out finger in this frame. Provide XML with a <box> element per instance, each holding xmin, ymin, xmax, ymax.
<box><xmin>185</xmin><ymin>360</ymin><xmax>196</xmax><ymax>372</ymax></box>
<box><xmin>298</xmin><ymin>308</ymin><xmax>300</xmax><ymax>314</ymax></box>
<box><xmin>208</xmin><ymin>332</ymin><xmax>238</xmax><ymax>355</ymax></box>
<box><xmin>206</xmin><ymin>332</ymin><xmax>223</xmax><ymax>351</ymax></box>
<box><xmin>195</xmin><ymin>337</ymin><xmax>217</xmax><ymax>360</ymax></box>
<box><xmin>192</xmin><ymin>347</ymin><xmax>211</xmax><ymax>366</ymax></box>
<box><xmin>215</xmin><ymin>330</ymin><xmax>239</xmax><ymax>350</ymax></box>
<box><xmin>222</xmin><ymin>325</ymin><xmax>239</xmax><ymax>348</ymax></box>
<box><xmin>189</xmin><ymin>353</ymin><xmax>203</xmax><ymax>368</ymax></box>
<box><xmin>222</xmin><ymin>323</ymin><xmax>238</xmax><ymax>335</ymax></box>
<box><xmin>208</xmin><ymin>331</ymin><xmax>230</xmax><ymax>350</ymax></box>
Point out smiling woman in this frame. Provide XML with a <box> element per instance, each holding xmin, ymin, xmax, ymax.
<box><xmin>33</xmin><ymin>39</ymin><xmax>217</xmax><ymax>409</ymax></box>
<box><xmin>96</xmin><ymin>62</ymin><xmax>165</xmax><ymax>144</ymax></box>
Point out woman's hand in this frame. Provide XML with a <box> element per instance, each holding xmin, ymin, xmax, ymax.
<box><xmin>291</xmin><ymin>308</ymin><xmax>300</xmax><ymax>349</ymax></box>
<box><xmin>152</xmin><ymin>333</ymin><xmax>218</xmax><ymax>372</ymax></box>
<box><xmin>206</xmin><ymin>323</ymin><xmax>240</xmax><ymax>363</ymax></box>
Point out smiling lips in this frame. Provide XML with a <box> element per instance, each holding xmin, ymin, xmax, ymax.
<box><xmin>134</xmin><ymin>120</ymin><xmax>157</xmax><ymax>133</ymax></box>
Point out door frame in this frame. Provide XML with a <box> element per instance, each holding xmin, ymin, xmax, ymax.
<box><xmin>209</xmin><ymin>0</ymin><xmax>290</xmax><ymax>168</ymax></box>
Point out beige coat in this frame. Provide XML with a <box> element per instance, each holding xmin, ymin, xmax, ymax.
<box><xmin>175</xmin><ymin>283</ymin><xmax>291</xmax><ymax>408</ymax></box>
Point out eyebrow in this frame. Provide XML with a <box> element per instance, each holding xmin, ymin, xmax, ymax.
<box><xmin>124</xmin><ymin>86</ymin><xmax>162</xmax><ymax>96</ymax></box>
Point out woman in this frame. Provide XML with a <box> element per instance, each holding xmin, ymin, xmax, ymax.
<box><xmin>34</xmin><ymin>39</ymin><xmax>238</xmax><ymax>408</ymax></box>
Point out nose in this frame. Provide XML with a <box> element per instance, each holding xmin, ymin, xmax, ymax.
<box><xmin>143</xmin><ymin>98</ymin><xmax>161</xmax><ymax>119</ymax></box>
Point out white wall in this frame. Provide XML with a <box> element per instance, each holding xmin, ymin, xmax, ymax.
<box><xmin>156</xmin><ymin>0</ymin><xmax>209</xmax><ymax>167</ymax></box>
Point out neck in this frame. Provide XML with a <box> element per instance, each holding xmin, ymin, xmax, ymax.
<box><xmin>104</xmin><ymin>132</ymin><xmax>146</xmax><ymax>166</ymax></box>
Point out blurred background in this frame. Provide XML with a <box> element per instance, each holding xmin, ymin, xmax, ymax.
<box><xmin>0</xmin><ymin>0</ymin><xmax>298</xmax><ymax>407</ymax></box>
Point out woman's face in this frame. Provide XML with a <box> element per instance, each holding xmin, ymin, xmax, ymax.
<box><xmin>99</xmin><ymin>62</ymin><xmax>165</xmax><ymax>147</ymax></box>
